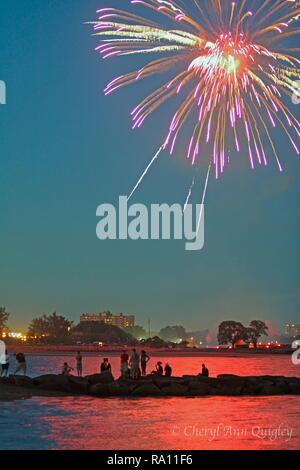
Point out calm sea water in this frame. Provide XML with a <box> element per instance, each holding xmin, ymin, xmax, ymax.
<box><xmin>0</xmin><ymin>354</ymin><xmax>299</xmax><ymax>450</ymax></box>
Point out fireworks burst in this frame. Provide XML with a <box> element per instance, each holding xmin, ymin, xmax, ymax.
<box><xmin>90</xmin><ymin>0</ymin><xmax>300</xmax><ymax>180</ymax></box>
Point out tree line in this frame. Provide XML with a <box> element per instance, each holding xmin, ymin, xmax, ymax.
<box><xmin>0</xmin><ymin>307</ymin><xmax>10</xmax><ymax>335</ymax></box>
<box><xmin>0</xmin><ymin>306</ymin><xmax>269</xmax><ymax>347</ymax></box>
<box><xmin>0</xmin><ymin>308</ymin><xmax>73</xmax><ymax>343</ymax></box>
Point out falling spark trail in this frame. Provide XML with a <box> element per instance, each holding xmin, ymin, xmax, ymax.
<box><xmin>127</xmin><ymin>147</ymin><xmax>162</xmax><ymax>201</ymax></box>
<box><xmin>196</xmin><ymin>161</ymin><xmax>212</xmax><ymax>236</ymax></box>
<box><xmin>183</xmin><ymin>175</ymin><xmax>196</xmax><ymax>212</ymax></box>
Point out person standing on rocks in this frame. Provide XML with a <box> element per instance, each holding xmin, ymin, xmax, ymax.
<box><xmin>129</xmin><ymin>349</ymin><xmax>140</xmax><ymax>380</ymax></box>
<box><xmin>140</xmin><ymin>350</ymin><xmax>150</xmax><ymax>376</ymax></box>
<box><xmin>201</xmin><ymin>363</ymin><xmax>209</xmax><ymax>377</ymax></box>
<box><xmin>101</xmin><ymin>358</ymin><xmax>112</xmax><ymax>373</ymax></box>
<box><xmin>164</xmin><ymin>363</ymin><xmax>172</xmax><ymax>377</ymax></box>
<box><xmin>120</xmin><ymin>350</ymin><xmax>129</xmax><ymax>378</ymax></box>
<box><xmin>14</xmin><ymin>353</ymin><xmax>27</xmax><ymax>376</ymax></box>
<box><xmin>76</xmin><ymin>351</ymin><xmax>83</xmax><ymax>377</ymax></box>
<box><xmin>1</xmin><ymin>350</ymin><xmax>10</xmax><ymax>377</ymax></box>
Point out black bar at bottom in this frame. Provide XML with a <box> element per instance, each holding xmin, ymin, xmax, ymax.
<box><xmin>0</xmin><ymin>450</ymin><xmax>298</xmax><ymax>467</ymax></box>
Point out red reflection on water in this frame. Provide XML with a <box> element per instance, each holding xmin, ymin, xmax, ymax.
<box><xmin>23</xmin><ymin>355</ymin><xmax>300</xmax><ymax>450</ymax></box>
<box><xmin>38</xmin><ymin>395</ymin><xmax>300</xmax><ymax>450</ymax></box>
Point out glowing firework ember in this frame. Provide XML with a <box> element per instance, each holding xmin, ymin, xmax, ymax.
<box><xmin>90</xmin><ymin>0</ymin><xmax>300</xmax><ymax>178</ymax></box>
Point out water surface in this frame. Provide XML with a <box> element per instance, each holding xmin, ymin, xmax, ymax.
<box><xmin>0</xmin><ymin>355</ymin><xmax>299</xmax><ymax>450</ymax></box>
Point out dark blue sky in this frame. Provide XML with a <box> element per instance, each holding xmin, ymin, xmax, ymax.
<box><xmin>0</xmin><ymin>0</ymin><xmax>299</xmax><ymax>332</ymax></box>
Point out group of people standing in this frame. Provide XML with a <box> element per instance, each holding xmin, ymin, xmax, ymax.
<box><xmin>100</xmin><ymin>353</ymin><xmax>208</xmax><ymax>379</ymax></box>
<box><xmin>61</xmin><ymin>349</ymin><xmax>167</xmax><ymax>379</ymax></box>
<box><xmin>65</xmin><ymin>351</ymin><xmax>207</xmax><ymax>379</ymax></box>
<box><xmin>119</xmin><ymin>349</ymin><xmax>172</xmax><ymax>379</ymax></box>
<box><xmin>119</xmin><ymin>349</ymin><xmax>173</xmax><ymax>379</ymax></box>
<box><xmin>1</xmin><ymin>348</ymin><xmax>209</xmax><ymax>380</ymax></box>
<box><xmin>120</xmin><ymin>349</ymin><xmax>147</xmax><ymax>379</ymax></box>
<box><xmin>73</xmin><ymin>349</ymin><xmax>173</xmax><ymax>380</ymax></box>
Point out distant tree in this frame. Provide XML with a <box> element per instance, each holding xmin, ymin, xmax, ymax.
<box><xmin>159</xmin><ymin>325</ymin><xmax>187</xmax><ymax>342</ymax></box>
<box><xmin>186</xmin><ymin>330</ymin><xmax>209</xmax><ymax>346</ymax></box>
<box><xmin>28</xmin><ymin>312</ymin><xmax>73</xmax><ymax>343</ymax></box>
<box><xmin>0</xmin><ymin>307</ymin><xmax>10</xmax><ymax>335</ymax></box>
<box><xmin>247</xmin><ymin>320</ymin><xmax>269</xmax><ymax>348</ymax></box>
<box><xmin>73</xmin><ymin>321</ymin><xmax>136</xmax><ymax>345</ymax></box>
<box><xmin>244</xmin><ymin>328</ymin><xmax>257</xmax><ymax>347</ymax></box>
<box><xmin>28</xmin><ymin>317</ymin><xmax>47</xmax><ymax>338</ymax></box>
<box><xmin>141</xmin><ymin>336</ymin><xmax>170</xmax><ymax>348</ymax></box>
<box><xmin>218</xmin><ymin>321</ymin><xmax>247</xmax><ymax>348</ymax></box>
<box><xmin>124</xmin><ymin>325</ymin><xmax>147</xmax><ymax>340</ymax></box>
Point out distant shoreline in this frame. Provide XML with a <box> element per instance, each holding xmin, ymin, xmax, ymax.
<box><xmin>4</xmin><ymin>345</ymin><xmax>292</xmax><ymax>357</ymax></box>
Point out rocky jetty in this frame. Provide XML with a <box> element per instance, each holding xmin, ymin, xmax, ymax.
<box><xmin>0</xmin><ymin>372</ymin><xmax>300</xmax><ymax>400</ymax></box>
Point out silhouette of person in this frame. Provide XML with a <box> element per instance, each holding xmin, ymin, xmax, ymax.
<box><xmin>201</xmin><ymin>363</ymin><xmax>209</xmax><ymax>377</ymax></box>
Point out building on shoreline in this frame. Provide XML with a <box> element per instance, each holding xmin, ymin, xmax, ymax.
<box><xmin>80</xmin><ymin>311</ymin><xmax>135</xmax><ymax>329</ymax></box>
<box><xmin>285</xmin><ymin>324</ymin><xmax>300</xmax><ymax>338</ymax></box>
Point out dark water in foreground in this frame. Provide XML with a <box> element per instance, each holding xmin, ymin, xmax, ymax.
<box><xmin>0</xmin><ymin>355</ymin><xmax>299</xmax><ymax>450</ymax></box>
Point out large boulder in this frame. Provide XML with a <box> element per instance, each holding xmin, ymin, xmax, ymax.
<box><xmin>12</xmin><ymin>376</ymin><xmax>34</xmax><ymax>388</ymax></box>
<box><xmin>260</xmin><ymin>379</ymin><xmax>289</xmax><ymax>396</ymax></box>
<box><xmin>131</xmin><ymin>383</ymin><xmax>162</xmax><ymax>397</ymax></box>
<box><xmin>0</xmin><ymin>376</ymin><xmax>16</xmax><ymax>385</ymax></box>
<box><xmin>182</xmin><ymin>375</ymin><xmax>199</xmax><ymax>380</ymax></box>
<box><xmin>116</xmin><ymin>378</ymin><xmax>142</xmax><ymax>393</ymax></box>
<box><xmin>33</xmin><ymin>374</ymin><xmax>81</xmax><ymax>393</ymax></box>
<box><xmin>286</xmin><ymin>379</ymin><xmax>300</xmax><ymax>395</ymax></box>
<box><xmin>107</xmin><ymin>383</ymin><xmax>131</xmax><ymax>396</ymax></box>
<box><xmin>161</xmin><ymin>383</ymin><xmax>188</xmax><ymax>396</ymax></box>
<box><xmin>85</xmin><ymin>372</ymin><xmax>114</xmax><ymax>385</ymax></box>
<box><xmin>244</xmin><ymin>377</ymin><xmax>265</xmax><ymax>395</ymax></box>
<box><xmin>217</xmin><ymin>376</ymin><xmax>245</xmax><ymax>396</ymax></box>
<box><xmin>197</xmin><ymin>376</ymin><xmax>220</xmax><ymax>385</ymax></box>
<box><xmin>68</xmin><ymin>376</ymin><xmax>89</xmax><ymax>394</ymax></box>
<box><xmin>260</xmin><ymin>381</ymin><xmax>280</xmax><ymax>396</ymax></box>
<box><xmin>34</xmin><ymin>374</ymin><xmax>71</xmax><ymax>391</ymax></box>
<box><xmin>154</xmin><ymin>380</ymin><xmax>174</xmax><ymax>390</ymax></box>
<box><xmin>88</xmin><ymin>383</ymin><xmax>110</xmax><ymax>396</ymax></box>
<box><xmin>272</xmin><ymin>380</ymin><xmax>289</xmax><ymax>395</ymax></box>
<box><xmin>188</xmin><ymin>380</ymin><xmax>214</xmax><ymax>396</ymax></box>
<box><xmin>152</xmin><ymin>378</ymin><xmax>180</xmax><ymax>389</ymax></box>
<box><xmin>88</xmin><ymin>381</ymin><xmax>132</xmax><ymax>396</ymax></box>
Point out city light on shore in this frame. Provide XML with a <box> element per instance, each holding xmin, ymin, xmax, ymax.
<box><xmin>2</xmin><ymin>331</ymin><xmax>27</xmax><ymax>341</ymax></box>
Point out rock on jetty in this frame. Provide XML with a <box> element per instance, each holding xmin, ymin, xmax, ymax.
<box><xmin>1</xmin><ymin>372</ymin><xmax>300</xmax><ymax>400</ymax></box>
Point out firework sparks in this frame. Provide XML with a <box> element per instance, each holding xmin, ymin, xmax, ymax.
<box><xmin>184</xmin><ymin>175</ymin><xmax>196</xmax><ymax>212</ymax></box>
<box><xmin>197</xmin><ymin>161</ymin><xmax>211</xmax><ymax>235</ymax></box>
<box><xmin>90</xmin><ymin>0</ymin><xmax>300</xmax><ymax>178</ymax></box>
<box><xmin>127</xmin><ymin>146</ymin><xmax>162</xmax><ymax>201</ymax></box>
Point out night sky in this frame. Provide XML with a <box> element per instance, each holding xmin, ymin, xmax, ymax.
<box><xmin>0</xmin><ymin>0</ymin><xmax>299</xmax><ymax>332</ymax></box>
